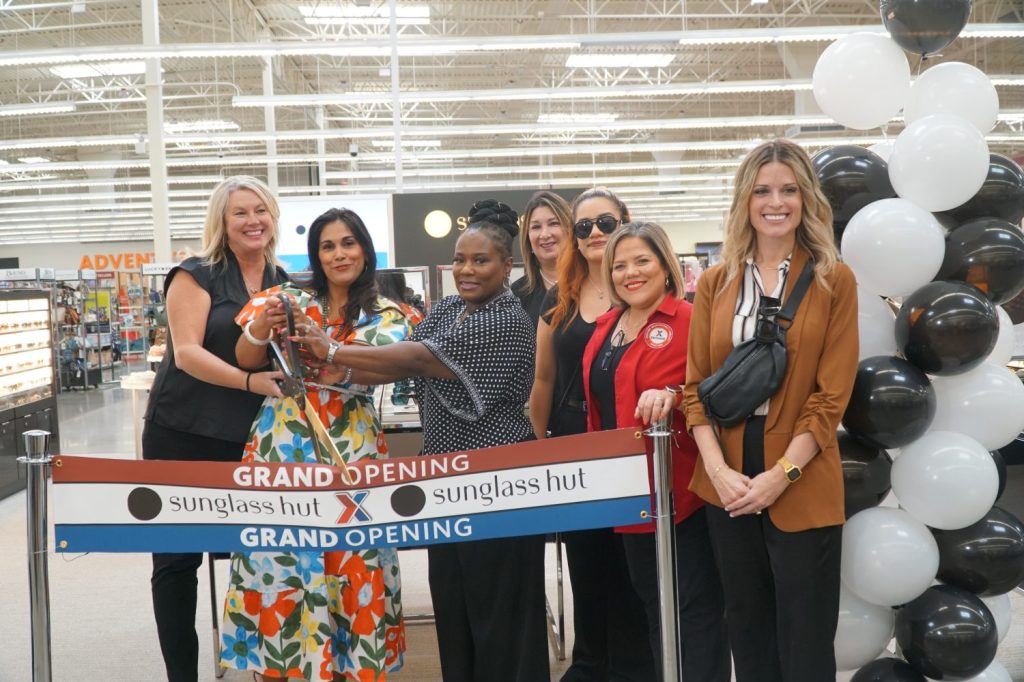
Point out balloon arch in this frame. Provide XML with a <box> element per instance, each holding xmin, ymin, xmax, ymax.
<box><xmin>807</xmin><ymin>1</ymin><xmax>1024</xmax><ymax>679</ymax></box>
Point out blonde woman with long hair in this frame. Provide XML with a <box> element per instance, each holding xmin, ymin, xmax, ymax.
<box><xmin>683</xmin><ymin>139</ymin><xmax>858</xmax><ymax>682</ymax></box>
<box><xmin>142</xmin><ymin>176</ymin><xmax>290</xmax><ymax>682</ymax></box>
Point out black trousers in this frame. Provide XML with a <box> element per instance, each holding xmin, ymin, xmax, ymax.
<box><xmin>621</xmin><ymin>508</ymin><xmax>731</xmax><ymax>682</ymax></box>
<box><xmin>428</xmin><ymin>534</ymin><xmax>551</xmax><ymax>682</ymax></box>
<box><xmin>559</xmin><ymin>528</ymin><xmax>654</xmax><ymax>682</ymax></box>
<box><xmin>705</xmin><ymin>417</ymin><xmax>842</xmax><ymax>682</ymax></box>
<box><xmin>142</xmin><ymin>420</ymin><xmax>246</xmax><ymax>682</ymax></box>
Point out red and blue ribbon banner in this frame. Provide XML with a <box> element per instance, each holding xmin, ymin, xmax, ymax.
<box><xmin>53</xmin><ymin>429</ymin><xmax>653</xmax><ymax>553</ymax></box>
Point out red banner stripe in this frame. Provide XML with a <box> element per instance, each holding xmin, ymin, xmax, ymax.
<box><xmin>53</xmin><ymin>429</ymin><xmax>646</xmax><ymax>490</ymax></box>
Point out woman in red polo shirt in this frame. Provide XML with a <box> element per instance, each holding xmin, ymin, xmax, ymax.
<box><xmin>582</xmin><ymin>222</ymin><xmax>729</xmax><ymax>682</ymax></box>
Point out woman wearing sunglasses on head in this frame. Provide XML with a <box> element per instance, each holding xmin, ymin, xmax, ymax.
<box><xmin>530</xmin><ymin>187</ymin><xmax>655</xmax><ymax>681</ymax></box>
<box><xmin>582</xmin><ymin>222</ymin><xmax>729</xmax><ymax>682</ymax></box>
<box><xmin>511</xmin><ymin>190</ymin><xmax>571</xmax><ymax>326</ymax></box>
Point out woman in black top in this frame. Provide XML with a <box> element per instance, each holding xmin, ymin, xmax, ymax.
<box><xmin>531</xmin><ymin>187</ymin><xmax>654</xmax><ymax>681</ymax></box>
<box><xmin>512</xmin><ymin>190</ymin><xmax>571</xmax><ymax>326</ymax></box>
<box><xmin>292</xmin><ymin>200</ymin><xmax>547</xmax><ymax>681</ymax></box>
<box><xmin>142</xmin><ymin>176</ymin><xmax>289</xmax><ymax>682</ymax></box>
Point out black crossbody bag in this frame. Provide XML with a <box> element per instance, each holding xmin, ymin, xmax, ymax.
<box><xmin>697</xmin><ymin>261</ymin><xmax>815</xmax><ymax>428</ymax></box>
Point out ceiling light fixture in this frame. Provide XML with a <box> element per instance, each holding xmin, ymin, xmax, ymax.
<box><xmin>164</xmin><ymin>119</ymin><xmax>240</xmax><ymax>134</ymax></box>
<box><xmin>0</xmin><ymin>102</ymin><xmax>76</xmax><ymax>117</ymax></box>
<box><xmin>298</xmin><ymin>4</ymin><xmax>431</xmax><ymax>26</ymax></box>
<box><xmin>565</xmin><ymin>54</ymin><xmax>675</xmax><ymax>68</ymax></box>
<box><xmin>50</xmin><ymin>61</ymin><xmax>147</xmax><ymax>79</ymax></box>
<box><xmin>536</xmin><ymin>113</ymin><xmax>620</xmax><ymax>124</ymax></box>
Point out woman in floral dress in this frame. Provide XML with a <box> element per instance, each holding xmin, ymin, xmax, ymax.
<box><xmin>220</xmin><ymin>208</ymin><xmax>410</xmax><ymax>681</ymax></box>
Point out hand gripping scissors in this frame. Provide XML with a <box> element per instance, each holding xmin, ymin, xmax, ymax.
<box><xmin>267</xmin><ymin>293</ymin><xmax>354</xmax><ymax>485</ymax></box>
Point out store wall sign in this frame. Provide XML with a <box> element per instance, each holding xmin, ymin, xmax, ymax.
<box><xmin>53</xmin><ymin>429</ymin><xmax>651</xmax><ymax>553</ymax></box>
<box><xmin>79</xmin><ymin>250</ymin><xmax>190</xmax><ymax>271</ymax></box>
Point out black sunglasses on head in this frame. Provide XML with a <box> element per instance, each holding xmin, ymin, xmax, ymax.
<box><xmin>573</xmin><ymin>215</ymin><xmax>619</xmax><ymax>240</ymax></box>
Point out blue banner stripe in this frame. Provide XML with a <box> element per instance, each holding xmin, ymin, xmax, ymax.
<box><xmin>55</xmin><ymin>496</ymin><xmax>652</xmax><ymax>553</ymax></box>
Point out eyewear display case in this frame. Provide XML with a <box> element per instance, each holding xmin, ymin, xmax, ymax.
<box><xmin>0</xmin><ymin>284</ymin><xmax>59</xmax><ymax>499</ymax></box>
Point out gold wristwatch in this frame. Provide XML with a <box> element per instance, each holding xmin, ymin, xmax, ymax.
<box><xmin>777</xmin><ymin>456</ymin><xmax>802</xmax><ymax>483</ymax></box>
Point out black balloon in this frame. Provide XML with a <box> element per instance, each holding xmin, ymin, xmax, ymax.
<box><xmin>842</xmin><ymin>356</ymin><xmax>935</xmax><ymax>449</ymax></box>
<box><xmin>880</xmin><ymin>0</ymin><xmax>973</xmax><ymax>56</ymax></box>
<box><xmin>937</xmin><ymin>218</ymin><xmax>1024</xmax><ymax>305</ymax></box>
<box><xmin>895</xmin><ymin>281</ymin><xmax>999</xmax><ymax>375</ymax></box>
<box><xmin>895</xmin><ymin>585</ymin><xmax>997</xmax><ymax>679</ymax></box>
<box><xmin>851</xmin><ymin>658</ymin><xmax>926</xmax><ymax>682</ymax></box>
<box><xmin>948</xmin><ymin>154</ymin><xmax>1024</xmax><ymax>226</ymax></box>
<box><xmin>992</xmin><ymin>449</ymin><xmax>1007</xmax><ymax>501</ymax></box>
<box><xmin>812</xmin><ymin>145</ymin><xmax>896</xmax><ymax>226</ymax></box>
<box><xmin>932</xmin><ymin>506</ymin><xmax>1024</xmax><ymax>596</ymax></box>
<box><xmin>839</xmin><ymin>431</ymin><xmax>892</xmax><ymax>518</ymax></box>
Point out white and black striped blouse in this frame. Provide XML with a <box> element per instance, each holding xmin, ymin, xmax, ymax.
<box><xmin>732</xmin><ymin>256</ymin><xmax>791</xmax><ymax>417</ymax></box>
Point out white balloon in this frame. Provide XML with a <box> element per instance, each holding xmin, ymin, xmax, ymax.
<box><xmin>889</xmin><ymin>113</ymin><xmax>990</xmax><ymax>212</ymax></box>
<box><xmin>980</xmin><ymin>593</ymin><xmax>1011</xmax><ymax>643</ymax></box>
<box><xmin>930</xmin><ymin>363</ymin><xmax>1024</xmax><ymax>450</ymax></box>
<box><xmin>905</xmin><ymin>62</ymin><xmax>999</xmax><ymax>134</ymax></box>
<box><xmin>812</xmin><ymin>33</ymin><xmax>911</xmax><ymax>130</ymax></box>
<box><xmin>986</xmin><ymin>306</ymin><xmax>1014</xmax><ymax>367</ymax></box>
<box><xmin>868</xmin><ymin>140</ymin><xmax>895</xmax><ymax>162</ymax></box>
<box><xmin>941</xmin><ymin>660</ymin><xmax>1012</xmax><ymax>682</ymax></box>
<box><xmin>842</xmin><ymin>507</ymin><xmax>939</xmax><ymax>606</ymax></box>
<box><xmin>841</xmin><ymin>198</ymin><xmax>945</xmax><ymax>297</ymax></box>
<box><xmin>835</xmin><ymin>583</ymin><xmax>895</xmax><ymax>670</ymax></box>
<box><xmin>891</xmin><ymin>431</ymin><xmax>998</xmax><ymax>530</ymax></box>
<box><xmin>857</xmin><ymin>287</ymin><xmax>898</xmax><ymax>359</ymax></box>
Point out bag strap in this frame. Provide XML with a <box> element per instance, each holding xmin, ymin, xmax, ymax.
<box><xmin>554</xmin><ymin>361</ymin><xmax>583</xmax><ymax>415</ymax></box>
<box><xmin>775</xmin><ymin>260</ymin><xmax>815</xmax><ymax>328</ymax></box>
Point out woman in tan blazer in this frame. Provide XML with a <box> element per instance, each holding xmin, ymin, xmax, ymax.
<box><xmin>682</xmin><ymin>139</ymin><xmax>858</xmax><ymax>682</ymax></box>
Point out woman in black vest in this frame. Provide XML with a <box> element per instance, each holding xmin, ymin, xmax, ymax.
<box><xmin>142</xmin><ymin>175</ymin><xmax>289</xmax><ymax>682</ymax></box>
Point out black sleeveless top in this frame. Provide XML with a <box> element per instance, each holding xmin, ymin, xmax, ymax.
<box><xmin>512</xmin><ymin>275</ymin><xmax>549</xmax><ymax>329</ymax></box>
<box><xmin>144</xmin><ymin>250</ymin><xmax>288</xmax><ymax>446</ymax></box>
<box><xmin>541</xmin><ymin>288</ymin><xmax>599</xmax><ymax>437</ymax></box>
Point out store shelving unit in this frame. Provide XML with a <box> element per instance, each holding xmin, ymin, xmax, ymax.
<box><xmin>0</xmin><ymin>285</ymin><xmax>60</xmax><ymax>499</ymax></box>
<box><xmin>55</xmin><ymin>269</ymin><xmax>102</xmax><ymax>390</ymax></box>
<box><xmin>140</xmin><ymin>262</ymin><xmax>176</xmax><ymax>369</ymax></box>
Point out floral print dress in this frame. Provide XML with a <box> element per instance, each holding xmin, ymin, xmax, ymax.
<box><xmin>220</xmin><ymin>285</ymin><xmax>409</xmax><ymax>681</ymax></box>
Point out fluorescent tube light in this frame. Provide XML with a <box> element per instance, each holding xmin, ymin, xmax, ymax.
<box><xmin>17</xmin><ymin>156</ymin><xmax>50</xmax><ymax>164</ymax></box>
<box><xmin>298</xmin><ymin>4</ymin><xmax>430</xmax><ymax>26</ymax></box>
<box><xmin>537</xmin><ymin>113</ymin><xmax>620</xmax><ymax>124</ymax></box>
<box><xmin>0</xmin><ymin>102</ymin><xmax>76</xmax><ymax>117</ymax></box>
<box><xmin>164</xmin><ymin>119</ymin><xmax>240</xmax><ymax>133</ymax></box>
<box><xmin>566</xmin><ymin>54</ymin><xmax>675</xmax><ymax>68</ymax></box>
<box><xmin>50</xmin><ymin>61</ymin><xmax>147</xmax><ymax>79</ymax></box>
<box><xmin>369</xmin><ymin>139</ymin><xmax>442</xmax><ymax>148</ymax></box>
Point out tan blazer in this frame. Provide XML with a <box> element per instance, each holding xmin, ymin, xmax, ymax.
<box><xmin>683</xmin><ymin>247</ymin><xmax>859</xmax><ymax>532</ymax></box>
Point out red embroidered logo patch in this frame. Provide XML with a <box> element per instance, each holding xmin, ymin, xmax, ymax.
<box><xmin>644</xmin><ymin>323</ymin><xmax>673</xmax><ymax>349</ymax></box>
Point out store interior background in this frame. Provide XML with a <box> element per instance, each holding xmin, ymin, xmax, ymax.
<box><xmin>1</xmin><ymin>0</ymin><xmax>1024</xmax><ymax>679</ymax></box>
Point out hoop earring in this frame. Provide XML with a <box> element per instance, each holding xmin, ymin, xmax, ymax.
<box><xmin>503</xmin><ymin>275</ymin><xmax>511</xmax><ymax>291</ymax></box>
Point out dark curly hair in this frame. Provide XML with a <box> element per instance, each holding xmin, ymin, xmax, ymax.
<box><xmin>465</xmin><ymin>199</ymin><xmax>519</xmax><ymax>259</ymax></box>
<box><xmin>302</xmin><ymin>207</ymin><xmax>379</xmax><ymax>331</ymax></box>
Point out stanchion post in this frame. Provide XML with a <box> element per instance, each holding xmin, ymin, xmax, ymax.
<box><xmin>19</xmin><ymin>429</ymin><xmax>53</xmax><ymax>682</ymax></box>
<box><xmin>647</xmin><ymin>416</ymin><xmax>678</xmax><ymax>682</ymax></box>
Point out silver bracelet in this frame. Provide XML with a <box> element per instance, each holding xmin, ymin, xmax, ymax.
<box><xmin>243</xmin><ymin>320</ymin><xmax>272</xmax><ymax>346</ymax></box>
<box><xmin>341</xmin><ymin>366</ymin><xmax>354</xmax><ymax>384</ymax></box>
<box><xmin>325</xmin><ymin>341</ymin><xmax>340</xmax><ymax>364</ymax></box>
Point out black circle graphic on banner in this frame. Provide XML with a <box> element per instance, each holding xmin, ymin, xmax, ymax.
<box><xmin>391</xmin><ymin>485</ymin><xmax>426</xmax><ymax>517</ymax></box>
<box><xmin>127</xmin><ymin>487</ymin><xmax>162</xmax><ymax>521</ymax></box>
